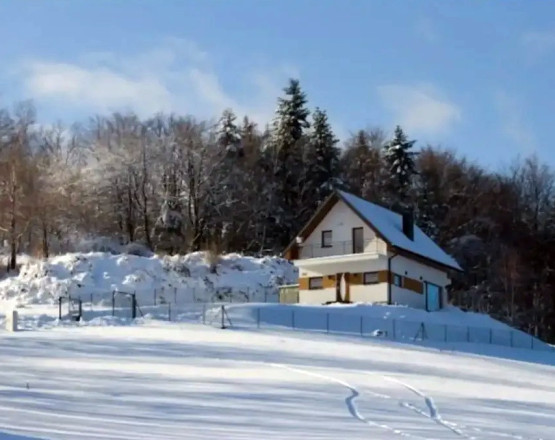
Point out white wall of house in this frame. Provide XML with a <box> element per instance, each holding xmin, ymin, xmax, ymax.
<box><xmin>350</xmin><ymin>283</ymin><xmax>388</xmax><ymax>303</ymax></box>
<box><xmin>391</xmin><ymin>286</ymin><xmax>425</xmax><ymax>309</ymax></box>
<box><xmin>300</xmin><ymin>200</ymin><xmax>387</xmax><ymax>258</ymax></box>
<box><xmin>390</xmin><ymin>255</ymin><xmax>450</xmax><ymax>289</ymax></box>
<box><xmin>299</xmin><ymin>288</ymin><xmax>336</xmax><ymax>304</ymax></box>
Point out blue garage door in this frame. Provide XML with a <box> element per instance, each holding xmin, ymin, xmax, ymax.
<box><xmin>426</xmin><ymin>282</ymin><xmax>442</xmax><ymax>312</ymax></box>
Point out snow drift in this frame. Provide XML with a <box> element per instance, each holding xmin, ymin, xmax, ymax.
<box><xmin>0</xmin><ymin>252</ymin><xmax>297</xmax><ymax>307</ymax></box>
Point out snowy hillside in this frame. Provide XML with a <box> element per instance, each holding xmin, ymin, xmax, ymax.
<box><xmin>0</xmin><ymin>252</ymin><xmax>297</xmax><ymax>306</ymax></box>
<box><xmin>0</xmin><ymin>320</ymin><xmax>554</xmax><ymax>439</ymax></box>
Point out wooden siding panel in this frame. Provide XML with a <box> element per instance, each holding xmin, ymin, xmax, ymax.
<box><xmin>403</xmin><ymin>277</ymin><xmax>423</xmax><ymax>294</ymax></box>
<box><xmin>323</xmin><ymin>275</ymin><xmax>336</xmax><ymax>288</ymax></box>
<box><xmin>299</xmin><ymin>277</ymin><xmax>309</xmax><ymax>290</ymax></box>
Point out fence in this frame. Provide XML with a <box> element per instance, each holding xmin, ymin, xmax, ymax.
<box><xmin>205</xmin><ymin>305</ymin><xmax>553</xmax><ymax>352</ymax></box>
<box><xmin>53</xmin><ymin>290</ymin><xmax>553</xmax><ymax>352</ymax></box>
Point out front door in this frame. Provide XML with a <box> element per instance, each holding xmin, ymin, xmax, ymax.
<box><xmin>352</xmin><ymin>227</ymin><xmax>364</xmax><ymax>253</ymax></box>
<box><xmin>426</xmin><ymin>282</ymin><xmax>442</xmax><ymax>312</ymax></box>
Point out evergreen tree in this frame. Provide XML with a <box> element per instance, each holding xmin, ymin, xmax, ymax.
<box><xmin>216</xmin><ymin>109</ymin><xmax>242</xmax><ymax>156</ymax></box>
<box><xmin>303</xmin><ymin>108</ymin><xmax>339</xmax><ymax>216</ymax></box>
<box><xmin>383</xmin><ymin>125</ymin><xmax>418</xmax><ymax>203</ymax></box>
<box><xmin>266</xmin><ymin>79</ymin><xmax>311</xmax><ymax>247</ymax></box>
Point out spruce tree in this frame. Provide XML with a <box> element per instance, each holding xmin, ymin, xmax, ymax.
<box><xmin>383</xmin><ymin>125</ymin><xmax>417</xmax><ymax>203</ymax></box>
<box><xmin>216</xmin><ymin>109</ymin><xmax>242</xmax><ymax>156</ymax></box>
<box><xmin>267</xmin><ymin>79</ymin><xmax>311</xmax><ymax>247</ymax></box>
<box><xmin>303</xmin><ymin>108</ymin><xmax>339</xmax><ymax>216</ymax></box>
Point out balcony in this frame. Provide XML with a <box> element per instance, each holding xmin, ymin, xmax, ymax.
<box><xmin>298</xmin><ymin>239</ymin><xmax>387</xmax><ymax>259</ymax></box>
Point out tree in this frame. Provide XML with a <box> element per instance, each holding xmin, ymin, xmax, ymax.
<box><xmin>302</xmin><ymin>108</ymin><xmax>339</xmax><ymax>218</ymax></box>
<box><xmin>383</xmin><ymin>125</ymin><xmax>417</xmax><ymax>204</ymax></box>
<box><xmin>216</xmin><ymin>109</ymin><xmax>242</xmax><ymax>156</ymax></box>
<box><xmin>266</xmin><ymin>79</ymin><xmax>311</xmax><ymax>247</ymax></box>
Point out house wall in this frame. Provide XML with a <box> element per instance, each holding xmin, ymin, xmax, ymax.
<box><xmin>389</xmin><ymin>255</ymin><xmax>451</xmax><ymax>309</ymax></box>
<box><xmin>299</xmin><ymin>288</ymin><xmax>336</xmax><ymax>304</ymax></box>
<box><xmin>350</xmin><ymin>283</ymin><xmax>388</xmax><ymax>303</ymax></box>
<box><xmin>300</xmin><ymin>200</ymin><xmax>387</xmax><ymax>256</ymax></box>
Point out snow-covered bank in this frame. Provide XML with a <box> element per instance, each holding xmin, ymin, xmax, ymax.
<box><xmin>0</xmin><ymin>252</ymin><xmax>297</xmax><ymax>307</ymax></box>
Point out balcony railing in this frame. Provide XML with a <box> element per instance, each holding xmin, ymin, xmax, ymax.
<box><xmin>298</xmin><ymin>239</ymin><xmax>386</xmax><ymax>259</ymax></box>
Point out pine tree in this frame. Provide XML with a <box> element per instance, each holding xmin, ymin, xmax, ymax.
<box><xmin>216</xmin><ymin>109</ymin><xmax>242</xmax><ymax>156</ymax></box>
<box><xmin>303</xmin><ymin>108</ymin><xmax>339</xmax><ymax>216</ymax></box>
<box><xmin>383</xmin><ymin>125</ymin><xmax>418</xmax><ymax>203</ymax></box>
<box><xmin>266</xmin><ymin>79</ymin><xmax>311</xmax><ymax>247</ymax></box>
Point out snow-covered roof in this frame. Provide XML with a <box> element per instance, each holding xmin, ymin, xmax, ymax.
<box><xmin>338</xmin><ymin>191</ymin><xmax>462</xmax><ymax>271</ymax></box>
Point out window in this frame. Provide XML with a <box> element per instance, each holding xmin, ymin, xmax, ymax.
<box><xmin>393</xmin><ymin>274</ymin><xmax>403</xmax><ymax>287</ymax></box>
<box><xmin>363</xmin><ymin>272</ymin><xmax>379</xmax><ymax>285</ymax></box>
<box><xmin>321</xmin><ymin>230</ymin><xmax>332</xmax><ymax>248</ymax></box>
<box><xmin>309</xmin><ymin>277</ymin><xmax>323</xmax><ymax>290</ymax></box>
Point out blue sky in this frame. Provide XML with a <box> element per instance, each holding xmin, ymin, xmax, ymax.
<box><xmin>0</xmin><ymin>0</ymin><xmax>554</xmax><ymax>168</ymax></box>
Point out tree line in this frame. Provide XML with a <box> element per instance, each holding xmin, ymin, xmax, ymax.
<box><xmin>0</xmin><ymin>79</ymin><xmax>554</xmax><ymax>341</ymax></box>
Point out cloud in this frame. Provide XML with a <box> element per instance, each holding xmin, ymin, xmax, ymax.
<box><xmin>494</xmin><ymin>90</ymin><xmax>536</xmax><ymax>153</ymax></box>
<box><xmin>377</xmin><ymin>84</ymin><xmax>461</xmax><ymax>135</ymax></box>
<box><xmin>18</xmin><ymin>38</ymin><xmax>294</xmax><ymax>124</ymax></box>
<box><xmin>521</xmin><ymin>31</ymin><xmax>555</xmax><ymax>58</ymax></box>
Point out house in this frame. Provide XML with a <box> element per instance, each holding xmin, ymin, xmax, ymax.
<box><xmin>282</xmin><ymin>190</ymin><xmax>462</xmax><ymax>311</ymax></box>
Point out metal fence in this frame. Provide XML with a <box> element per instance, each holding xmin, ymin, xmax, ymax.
<box><xmin>204</xmin><ymin>305</ymin><xmax>553</xmax><ymax>352</ymax></box>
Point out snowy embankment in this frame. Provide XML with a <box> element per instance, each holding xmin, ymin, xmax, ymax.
<box><xmin>0</xmin><ymin>251</ymin><xmax>297</xmax><ymax>307</ymax></box>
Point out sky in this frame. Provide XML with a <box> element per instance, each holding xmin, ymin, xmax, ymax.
<box><xmin>0</xmin><ymin>0</ymin><xmax>554</xmax><ymax>169</ymax></box>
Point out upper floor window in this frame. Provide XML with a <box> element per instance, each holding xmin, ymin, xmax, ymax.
<box><xmin>321</xmin><ymin>230</ymin><xmax>332</xmax><ymax>248</ymax></box>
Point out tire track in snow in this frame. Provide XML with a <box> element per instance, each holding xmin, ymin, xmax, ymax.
<box><xmin>272</xmin><ymin>363</ymin><xmax>437</xmax><ymax>440</ymax></box>
<box><xmin>368</xmin><ymin>373</ymin><xmax>543</xmax><ymax>440</ymax></box>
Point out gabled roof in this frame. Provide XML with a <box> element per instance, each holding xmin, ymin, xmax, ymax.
<box><xmin>284</xmin><ymin>190</ymin><xmax>462</xmax><ymax>272</ymax></box>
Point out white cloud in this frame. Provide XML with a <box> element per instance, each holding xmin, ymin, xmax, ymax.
<box><xmin>494</xmin><ymin>91</ymin><xmax>536</xmax><ymax>153</ymax></box>
<box><xmin>25</xmin><ymin>62</ymin><xmax>172</xmax><ymax>116</ymax></box>
<box><xmin>18</xmin><ymin>38</ymin><xmax>294</xmax><ymax>124</ymax></box>
<box><xmin>377</xmin><ymin>84</ymin><xmax>461</xmax><ymax>135</ymax></box>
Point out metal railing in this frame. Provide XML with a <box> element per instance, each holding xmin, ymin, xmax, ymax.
<box><xmin>298</xmin><ymin>239</ymin><xmax>387</xmax><ymax>259</ymax></box>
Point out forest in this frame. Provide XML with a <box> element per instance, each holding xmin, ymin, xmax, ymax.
<box><xmin>0</xmin><ymin>79</ymin><xmax>554</xmax><ymax>342</ymax></box>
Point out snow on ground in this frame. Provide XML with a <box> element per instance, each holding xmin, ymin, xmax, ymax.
<box><xmin>0</xmin><ymin>319</ymin><xmax>554</xmax><ymax>440</ymax></box>
<box><xmin>0</xmin><ymin>252</ymin><xmax>297</xmax><ymax>306</ymax></box>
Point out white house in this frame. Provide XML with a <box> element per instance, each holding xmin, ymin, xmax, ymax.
<box><xmin>282</xmin><ymin>190</ymin><xmax>462</xmax><ymax>311</ymax></box>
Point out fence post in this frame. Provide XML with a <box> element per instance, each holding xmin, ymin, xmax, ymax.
<box><xmin>168</xmin><ymin>303</ymin><xmax>171</xmax><ymax>321</ymax></box>
<box><xmin>326</xmin><ymin>313</ymin><xmax>330</xmax><ymax>333</ymax></box>
<box><xmin>90</xmin><ymin>293</ymin><xmax>93</xmax><ymax>311</ymax></box>
<box><xmin>131</xmin><ymin>294</ymin><xmax>137</xmax><ymax>320</ymax></box>
<box><xmin>531</xmin><ymin>335</ymin><xmax>534</xmax><ymax>350</ymax></box>
<box><xmin>489</xmin><ymin>328</ymin><xmax>493</xmax><ymax>344</ymax></box>
<box><xmin>360</xmin><ymin>315</ymin><xmax>364</xmax><ymax>337</ymax></box>
<box><xmin>292</xmin><ymin>310</ymin><xmax>295</xmax><ymax>329</ymax></box>
<box><xmin>221</xmin><ymin>305</ymin><xmax>225</xmax><ymax>329</ymax></box>
<box><xmin>58</xmin><ymin>296</ymin><xmax>62</xmax><ymax>320</ymax></box>
<box><xmin>257</xmin><ymin>307</ymin><xmax>260</xmax><ymax>328</ymax></box>
<box><xmin>112</xmin><ymin>291</ymin><xmax>115</xmax><ymax>317</ymax></box>
<box><xmin>154</xmin><ymin>289</ymin><xmax>157</xmax><ymax>306</ymax></box>
<box><xmin>174</xmin><ymin>287</ymin><xmax>177</xmax><ymax>304</ymax></box>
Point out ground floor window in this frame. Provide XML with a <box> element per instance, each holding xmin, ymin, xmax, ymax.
<box><xmin>393</xmin><ymin>274</ymin><xmax>403</xmax><ymax>287</ymax></box>
<box><xmin>363</xmin><ymin>272</ymin><xmax>379</xmax><ymax>284</ymax></box>
<box><xmin>309</xmin><ymin>277</ymin><xmax>323</xmax><ymax>290</ymax></box>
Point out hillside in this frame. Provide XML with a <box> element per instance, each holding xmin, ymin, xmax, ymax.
<box><xmin>0</xmin><ymin>319</ymin><xmax>554</xmax><ymax>439</ymax></box>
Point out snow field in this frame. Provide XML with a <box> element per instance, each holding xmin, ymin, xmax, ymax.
<box><xmin>0</xmin><ymin>321</ymin><xmax>554</xmax><ymax>440</ymax></box>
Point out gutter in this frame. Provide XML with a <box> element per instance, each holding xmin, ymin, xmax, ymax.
<box><xmin>387</xmin><ymin>251</ymin><xmax>400</xmax><ymax>305</ymax></box>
